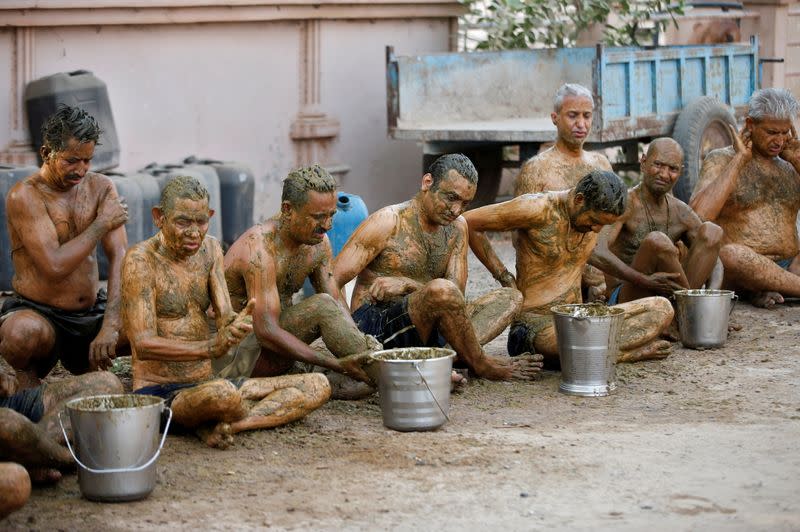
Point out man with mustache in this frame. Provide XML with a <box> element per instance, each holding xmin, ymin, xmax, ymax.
<box><xmin>333</xmin><ymin>154</ymin><xmax>542</xmax><ymax>381</ymax></box>
<box><xmin>513</xmin><ymin>83</ymin><xmax>612</xmax><ymax>302</ymax></box>
<box><xmin>592</xmin><ymin>138</ymin><xmax>724</xmax><ymax>304</ymax></box>
<box><xmin>466</xmin><ymin>170</ymin><xmax>674</xmax><ymax>367</ymax></box>
<box><xmin>123</xmin><ymin>176</ymin><xmax>330</xmax><ymax>448</ymax></box>
<box><xmin>222</xmin><ymin>165</ymin><xmax>382</xmax><ymax>399</ymax></box>
<box><xmin>690</xmin><ymin>88</ymin><xmax>800</xmax><ymax>308</ymax></box>
<box><xmin>0</xmin><ymin>105</ymin><xmax>128</xmax><ymax>393</ymax></box>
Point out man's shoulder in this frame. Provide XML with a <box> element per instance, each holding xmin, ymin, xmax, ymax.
<box><xmin>704</xmin><ymin>146</ymin><xmax>736</xmax><ymax>164</ymax></box>
<box><xmin>586</xmin><ymin>150</ymin><xmax>612</xmax><ymax>169</ymax></box>
<box><xmin>521</xmin><ymin>146</ymin><xmax>558</xmax><ymax>169</ymax></box>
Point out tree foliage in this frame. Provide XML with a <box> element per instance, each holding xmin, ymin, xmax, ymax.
<box><xmin>460</xmin><ymin>0</ymin><xmax>685</xmax><ymax>49</ymax></box>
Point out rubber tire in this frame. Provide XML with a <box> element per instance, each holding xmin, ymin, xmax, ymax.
<box><xmin>672</xmin><ymin>96</ymin><xmax>736</xmax><ymax>202</ymax></box>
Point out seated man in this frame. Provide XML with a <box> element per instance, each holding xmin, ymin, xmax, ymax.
<box><xmin>123</xmin><ymin>176</ymin><xmax>330</xmax><ymax>449</ymax></box>
<box><xmin>223</xmin><ymin>165</ymin><xmax>381</xmax><ymax>399</ymax></box>
<box><xmin>592</xmin><ymin>138</ymin><xmax>724</xmax><ymax>304</ymax></box>
<box><xmin>690</xmin><ymin>88</ymin><xmax>800</xmax><ymax>308</ymax></box>
<box><xmin>513</xmin><ymin>83</ymin><xmax>613</xmax><ymax>302</ymax></box>
<box><xmin>334</xmin><ymin>154</ymin><xmax>542</xmax><ymax>381</ymax></box>
<box><xmin>0</xmin><ymin>361</ymin><xmax>123</xmax><ymax>517</ymax></box>
<box><xmin>1</xmin><ymin>105</ymin><xmax>128</xmax><ymax>390</ymax></box>
<box><xmin>465</xmin><ymin>170</ymin><xmax>674</xmax><ymax>367</ymax></box>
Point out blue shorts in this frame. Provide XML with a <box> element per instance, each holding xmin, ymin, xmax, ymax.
<box><xmin>775</xmin><ymin>258</ymin><xmax>792</xmax><ymax>270</ymax></box>
<box><xmin>0</xmin><ymin>385</ymin><xmax>45</xmax><ymax>423</ymax></box>
<box><xmin>135</xmin><ymin>377</ymin><xmax>247</xmax><ymax>408</ymax></box>
<box><xmin>352</xmin><ymin>296</ymin><xmax>446</xmax><ymax>349</ymax></box>
<box><xmin>607</xmin><ymin>285</ymin><xmax>622</xmax><ymax>306</ymax></box>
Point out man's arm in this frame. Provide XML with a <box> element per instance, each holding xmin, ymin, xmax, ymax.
<box><xmin>690</xmin><ymin>126</ymin><xmax>751</xmax><ymax>221</ymax></box>
<box><xmin>6</xmin><ymin>178</ymin><xmax>126</xmax><ymax>280</ymax></box>
<box><xmin>445</xmin><ymin>218</ymin><xmax>470</xmax><ymax>293</ymax></box>
<box><xmin>513</xmin><ymin>159</ymin><xmax>548</xmax><ymax>196</ymax></box>
<box><xmin>88</xmin><ymin>223</ymin><xmax>127</xmax><ymax>370</ymax></box>
<box><xmin>122</xmin><ymin>250</ymin><xmax>245</xmax><ymax>361</ymax></box>
<box><xmin>311</xmin><ymin>237</ymin><xmax>354</xmax><ymax>313</ymax></box>
<box><xmin>781</xmin><ymin>124</ymin><xmax>800</xmax><ymax>175</ymax></box>
<box><xmin>207</xmin><ymin>237</ymin><xmax>238</xmax><ymax>329</ymax></box>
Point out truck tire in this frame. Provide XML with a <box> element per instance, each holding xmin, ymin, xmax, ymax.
<box><xmin>422</xmin><ymin>147</ymin><xmax>503</xmax><ymax>208</ymax></box>
<box><xmin>672</xmin><ymin>96</ymin><xmax>736</xmax><ymax>202</ymax></box>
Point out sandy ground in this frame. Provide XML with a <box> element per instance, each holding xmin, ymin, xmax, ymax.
<box><xmin>4</xmin><ymin>235</ymin><xmax>800</xmax><ymax>531</ymax></box>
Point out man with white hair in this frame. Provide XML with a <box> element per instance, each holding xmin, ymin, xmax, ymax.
<box><xmin>511</xmin><ymin>83</ymin><xmax>612</xmax><ymax>300</ymax></box>
<box><xmin>690</xmin><ymin>88</ymin><xmax>800</xmax><ymax>308</ymax></box>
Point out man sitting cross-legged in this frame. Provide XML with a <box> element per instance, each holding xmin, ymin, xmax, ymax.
<box><xmin>334</xmin><ymin>154</ymin><xmax>542</xmax><ymax>381</ymax></box>
<box><xmin>123</xmin><ymin>176</ymin><xmax>330</xmax><ymax>449</ymax></box>
<box><xmin>592</xmin><ymin>137</ymin><xmax>724</xmax><ymax>305</ymax></box>
<box><xmin>465</xmin><ymin>170</ymin><xmax>674</xmax><ymax>367</ymax></box>
<box><xmin>222</xmin><ymin>165</ymin><xmax>381</xmax><ymax>400</ymax></box>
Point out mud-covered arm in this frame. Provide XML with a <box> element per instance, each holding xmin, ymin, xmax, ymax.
<box><xmin>333</xmin><ymin>209</ymin><xmax>396</xmax><ymax>288</ymax></box>
<box><xmin>690</xmin><ymin>134</ymin><xmax>749</xmax><ymax>221</ymax></box>
<box><xmin>208</xmin><ymin>238</ymin><xmax>238</xmax><ymax>329</ymax></box>
<box><xmin>311</xmin><ymin>237</ymin><xmax>355</xmax><ymax>315</ymax></box>
<box><xmin>513</xmin><ymin>160</ymin><xmax>548</xmax><ymax>196</ymax></box>
<box><xmin>6</xmin><ymin>180</ymin><xmax>124</xmax><ymax>280</ymax></box>
<box><xmin>122</xmin><ymin>250</ymin><xmax>228</xmax><ymax>361</ymax></box>
<box><xmin>588</xmin><ymin>211</ymin><xmax>645</xmax><ymax>284</ymax></box>
<box><xmin>445</xmin><ymin>218</ymin><xmax>470</xmax><ymax>293</ymax></box>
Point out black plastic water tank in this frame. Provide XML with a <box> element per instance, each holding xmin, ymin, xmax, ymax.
<box><xmin>25</xmin><ymin>71</ymin><xmax>120</xmax><ymax>172</ymax></box>
<box><xmin>125</xmin><ymin>172</ymin><xmax>161</xmax><ymax>239</ymax></box>
<box><xmin>183</xmin><ymin>156</ymin><xmax>255</xmax><ymax>248</ymax></box>
<box><xmin>0</xmin><ymin>164</ymin><xmax>39</xmax><ymax>290</ymax></box>
<box><xmin>96</xmin><ymin>173</ymin><xmax>144</xmax><ymax>280</ymax></box>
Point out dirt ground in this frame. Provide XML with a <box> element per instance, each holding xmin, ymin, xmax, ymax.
<box><xmin>5</xmin><ymin>235</ymin><xmax>800</xmax><ymax>531</ymax></box>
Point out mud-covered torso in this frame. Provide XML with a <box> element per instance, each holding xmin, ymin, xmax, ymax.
<box><xmin>514</xmin><ymin>193</ymin><xmax>597</xmax><ymax>314</ymax></box>
<box><xmin>9</xmin><ymin>173</ymin><xmax>110</xmax><ymax>310</ymax></box>
<box><xmin>711</xmin><ymin>147</ymin><xmax>800</xmax><ymax>259</ymax></box>
<box><xmin>515</xmin><ymin>148</ymin><xmax>613</xmax><ymax>195</ymax></box>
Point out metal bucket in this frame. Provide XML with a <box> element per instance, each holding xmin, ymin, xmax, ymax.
<box><xmin>58</xmin><ymin>394</ymin><xmax>172</xmax><ymax>502</ymax></box>
<box><xmin>551</xmin><ymin>304</ymin><xmax>625</xmax><ymax>397</ymax></box>
<box><xmin>674</xmin><ymin>289</ymin><xmax>736</xmax><ymax>349</ymax></box>
<box><xmin>369</xmin><ymin>347</ymin><xmax>455</xmax><ymax>432</ymax></box>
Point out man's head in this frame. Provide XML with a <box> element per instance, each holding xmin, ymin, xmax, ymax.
<box><xmin>420</xmin><ymin>154</ymin><xmax>478</xmax><ymax>226</ymax></box>
<box><xmin>154</xmin><ymin>175</ymin><xmax>212</xmax><ymax>258</ymax></box>
<box><xmin>640</xmin><ymin>138</ymin><xmax>684</xmax><ymax>197</ymax></box>
<box><xmin>551</xmin><ymin>83</ymin><xmax>594</xmax><ymax>150</ymax></box>
<box><xmin>39</xmin><ymin>104</ymin><xmax>102</xmax><ymax>189</ymax></box>
<box><xmin>280</xmin><ymin>164</ymin><xmax>338</xmax><ymax>245</ymax></box>
<box><xmin>745</xmin><ymin>88</ymin><xmax>799</xmax><ymax>158</ymax></box>
<box><xmin>571</xmin><ymin>170</ymin><xmax>627</xmax><ymax>233</ymax></box>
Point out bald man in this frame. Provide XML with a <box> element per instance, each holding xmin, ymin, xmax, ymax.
<box><xmin>591</xmin><ymin>138</ymin><xmax>723</xmax><ymax>304</ymax></box>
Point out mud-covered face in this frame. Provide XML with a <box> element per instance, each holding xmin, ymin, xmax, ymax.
<box><xmin>422</xmin><ymin>170</ymin><xmax>476</xmax><ymax>226</ymax></box>
<box><xmin>572</xmin><ymin>207</ymin><xmax>618</xmax><ymax>234</ymax></box>
<box><xmin>284</xmin><ymin>190</ymin><xmax>337</xmax><ymax>245</ymax></box>
<box><xmin>641</xmin><ymin>145</ymin><xmax>683</xmax><ymax>196</ymax></box>
<box><xmin>552</xmin><ymin>95</ymin><xmax>593</xmax><ymax>149</ymax></box>
<box><xmin>42</xmin><ymin>137</ymin><xmax>95</xmax><ymax>190</ymax></box>
<box><xmin>156</xmin><ymin>197</ymin><xmax>212</xmax><ymax>258</ymax></box>
<box><xmin>747</xmin><ymin>117</ymin><xmax>793</xmax><ymax>158</ymax></box>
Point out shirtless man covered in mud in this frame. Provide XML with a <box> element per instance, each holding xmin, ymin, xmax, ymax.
<box><xmin>513</xmin><ymin>83</ymin><xmax>612</xmax><ymax>301</ymax></box>
<box><xmin>592</xmin><ymin>138</ymin><xmax>724</xmax><ymax>304</ymax></box>
<box><xmin>334</xmin><ymin>154</ymin><xmax>542</xmax><ymax>381</ymax></box>
<box><xmin>0</xmin><ymin>105</ymin><xmax>128</xmax><ymax>390</ymax></box>
<box><xmin>123</xmin><ymin>176</ymin><xmax>329</xmax><ymax>448</ymax></box>
<box><xmin>0</xmin><ymin>366</ymin><xmax>122</xmax><ymax>517</ymax></box>
<box><xmin>690</xmin><ymin>88</ymin><xmax>800</xmax><ymax>308</ymax></box>
<box><xmin>223</xmin><ymin>165</ymin><xmax>380</xmax><ymax>399</ymax></box>
<box><xmin>466</xmin><ymin>170</ymin><xmax>674</xmax><ymax>367</ymax></box>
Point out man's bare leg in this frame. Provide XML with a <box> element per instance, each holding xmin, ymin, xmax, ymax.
<box><xmin>465</xmin><ymin>287</ymin><xmax>522</xmax><ymax>346</ymax></box>
<box><xmin>0</xmin><ymin>462</ymin><xmax>30</xmax><ymax>518</ymax></box>
<box><xmin>0</xmin><ymin>409</ymin><xmax>73</xmax><ymax>475</ymax></box>
<box><xmin>619</xmin><ymin>232</ymin><xmax>689</xmax><ymax>303</ymax></box>
<box><xmin>39</xmin><ymin>372</ymin><xmax>124</xmax><ymax>441</ymax></box>
<box><xmin>720</xmin><ymin>244</ymin><xmax>800</xmax><ymax>308</ymax></box>
<box><xmin>408</xmin><ymin>279</ymin><xmax>542</xmax><ymax>380</ymax></box>
<box><xmin>171</xmin><ymin>380</ymin><xmax>247</xmax><ymax>449</ymax></box>
<box><xmin>682</xmin><ymin>222</ymin><xmax>723</xmax><ymax>289</ymax></box>
<box><xmin>0</xmin><ymin>310</ymin><xmax>57</xmax><ymax>390</ymax></box>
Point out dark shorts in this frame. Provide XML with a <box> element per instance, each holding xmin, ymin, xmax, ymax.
<box><xmin>0</xmin><ymin>385</ymin><xmax>45</xmax><ymax>423</ymax></box>
<box><xmin>607</xmin><ymin>285</ymin><xmax>622</xmax><ymax>306</ymax></box>
<box><xmin>508</xmin><ymin>315</ymin><xmax>560</xmax><ymax>370</ymax></box>
<box><xmin>352</xmin><ymin>296</ymin><xmax>446</xmax><ymax>350</ymax></box>
<box><xmin>775</xmin><ymin>258</ymin><xmax>792</xmax><ymax>270</ymax></box>
<box><xmin>134</xmin><ymin>377</ymin><xmax>247</xmax><ymax>409</ymax></box>
<box><xmin>0</xmin><ymin>293</ymin><xmax>106</xmax><ymax>376</ymax></box>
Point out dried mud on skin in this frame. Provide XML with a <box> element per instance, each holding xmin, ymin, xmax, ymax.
<box><xmin>10</xmin><ymin>235</ymin><xmax>800</xmax><ymax>530</ymax></box>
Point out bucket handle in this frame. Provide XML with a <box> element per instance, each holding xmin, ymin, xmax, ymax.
<box><xmin>730</xmin><ymin>293</ymin><xmax>738</xmax><ymax>316</ymax></box>
<box><xmin>58</xmin><ymin>407</ymin><xmax>172</xmax><ymax>475</ymax></box>
<box><xmin>412</xmin><ymin>361</ymin><xmax>450</xmax><ymax>422</ymax></box>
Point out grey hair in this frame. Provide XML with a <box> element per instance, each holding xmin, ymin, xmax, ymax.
<box><xmin>747</xmin><ymin>88</ymin><xmax>799</xmax><ymax>121</ymax></box>
<box><xmin>554</xmin><ymin>83</ymin><xmax>594</xmax><ymax>112</ymax></box>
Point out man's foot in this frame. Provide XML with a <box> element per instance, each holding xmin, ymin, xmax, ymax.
<box><xmin>662</xmin><ymin>321</ymin><xmax>680</xmax><ymax>342</ymax></box>
<box><xmin>618</xmin><ymin>340</ymin><xmax>672</xmax><ymax>363</ymax></box>
<box><xmin>27</xmin><ymin>467</ymin><xmax>62</xmax><ymax>484</ymax></box>
<box><xmin>751</xmin><ymin>291</ymin><xmax>784</xmax><ymax>309</ymax></box>
<box><xmin>450</xmin><ymin>369</ymin><xmax>468</xmax><ymax>393</ymax></box>
<box><xmin>728</xmin><ymin>322</ymin><xmax>743</xmax><ymax>332</ymax></box>
<box><xmin>196</xmin><ymin>422</ymin><xmax>234</xmax><ymax>449</ymax></box>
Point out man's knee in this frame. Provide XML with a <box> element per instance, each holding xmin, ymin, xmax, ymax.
<box><xmin>305</xmin><ymin>292</ymin><xmax>338</xmax><ymax>311</ymax></box>
<box><xmin>0</xmin><ymin>312</ymin><xmax>56</xmax><ymax>367</ymax></box>
<box><xmin>421</xmin><ymin>279</ymin><xmax>464</xmax><ymax>310</ymax></box>
<box><xmin>0</xmin><ymin>462</ymin><xmax>31</xmax><ymax>518</ymax></box>
<box><xmin>639</xmin><ymin>295</ymin><xmax>674</xmax><ymax>321</ymax></box>
<box><xmin>695</xmin><ymin>222</ymin><xmax>723</xmax><ymax>249</ymax></box>
<box><xmin>497</xmin><ymin>287</ymin><xmax>524</xmax><ymax>310</ymax></box>
<box><xmin>641</xmin><ymin>231</ymin><xmax>678</xmax><ymax>256</ymax></box>
<box><xmin>82</xmin><ymin>372</ymin><xmax>124</xmax><ymax>395</ymax></box>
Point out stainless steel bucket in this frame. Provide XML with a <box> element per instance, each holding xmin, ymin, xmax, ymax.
<box><xmin>370</xmin><ymin>347</ymin><xmax>455</xmax><ymax>432</ymax></box>
<box><xmin>551</xmin><ymin>304</ymin><xmax>625</xmax><ymax>397</ymax></box>
<box><xmin>58</xmin><ymin>394</ymin><xmax>172</xmax><ymax>502</ymax></box>
<box><xmin>674</xmin><ymin>289</ymin><xmax>736</xmax><ymax>349</ymax></box>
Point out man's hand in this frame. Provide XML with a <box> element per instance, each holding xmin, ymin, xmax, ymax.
<box><xmin>0</xmin><ymin>365</ymin><xmax>18</xmax><ymax>397</ymax></box>
<box><xmin>89</xmin><ymin>327</ymin><xmax>118</xmax><ymax>371</ymax></box>
<box><xmin>338</xmin><ymin>352</ymin><xmax>375</xmax><ymax>385</ymax></box>
<box><xmin>368</xmin><ymin>277</ymin><xmax>418</xmax><ymax>302</ymax></box>
<box><xmin>729</xmin><ymin>123</ymin><xmax>752</xmax><ymax>163</ymax></box>
<box><xmin>642</xmin><ymin>272</ymin><xmax>684</xmax><ymax>296</ymax></box>
<box><xmin>474</xmin><ymin>353</ymin><xmax>544</xmax><ymax>381</ymax></box>
<box><xmin>97</xmin><ymin>190</ymin><xmax>128</xmax><ymax>233</ymax></box>
<box><xmin>781</xmin><ymin>124</ymin><xmax>800</xmax><ymax>168</ymax></box>
<box><xmin>211</xmin><ymin>299</ymin><xmax>254</xmax><ymax>358</ymax></box>
<box><xmin>497</xmin><ymin>271</ymin><xmax>517</xmax><ymax>289</ymax></box>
